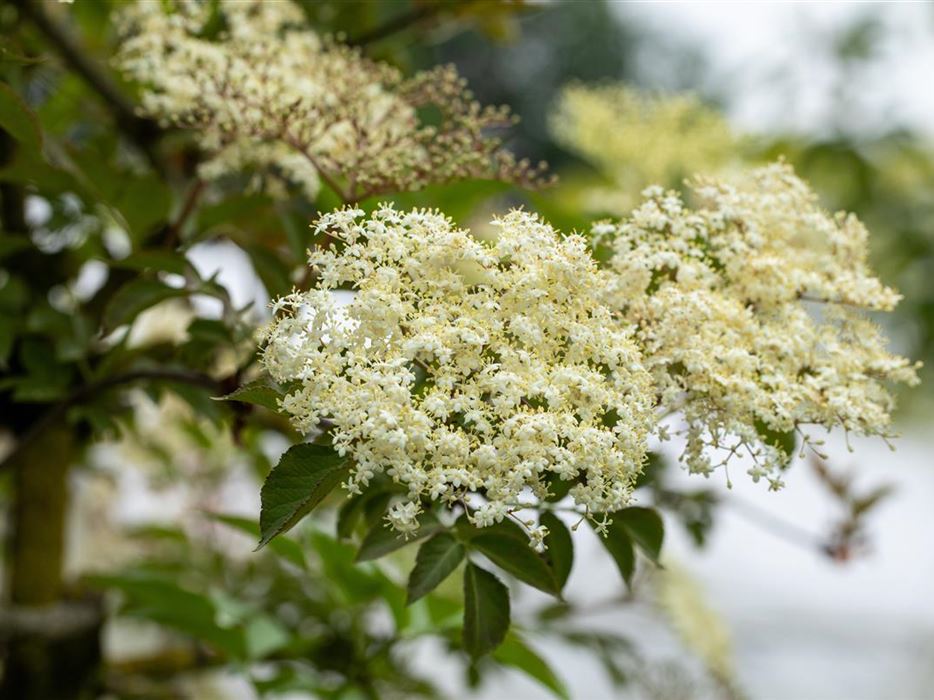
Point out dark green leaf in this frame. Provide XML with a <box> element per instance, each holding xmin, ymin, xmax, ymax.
<box><xmin>494</xmin><ymin>633</ymin><xmax>569</xmax><ymax>700</ymax></box>
<box><xmin>540</xmin><ymin>512</ymin><xmax>573</xmax><ymax>590</ymax></box>
<box><xmin>462</xmin><ymin>563</ymin><xmax>510</xmax><ymax>657</ymax></box>
<box><xmin>336</xmin><ymin>485</ymin><xmax>393</xmax><ymax>540</ymax></box>
<box><xmin>406</xmin><ymin>533</ymin><xmax>465</xmax><ymax>605</ymax></box>
<box><xmin>258</xmin><ymin>443</ymin><xmax>349</xmax><ymax>548</ymax></box>
<box><xmin>0</xmin><ymin>237</ymin><xmax>30</xmax><ymax>260</ymax></box>
<box><xmin>247</xmin><ymin>244</ymin><xmax>293</xmax><ymax>298</ymax></box>
<box><xmin>544</xmin><ymin>473</ymin><xmax>576</xmax><ymax>503</ymax></box>
<box><xmin>355</xmin><ymin>512</ymin><xmax>442</xmax><ymax>562</ymax></box>
<box><xmin>103</xmin><ymin>278</ymin><xmax>186</xmax><ymax>331</ymax></box>
<box><xmin>593</xmin><ymin>519</ymin><xmax>635</xmax><ymax>587</ymax></box>
<box><xmin>471</xmin><ymin>533</ymin><xmax>559</xmax><ymax>596</ymax></box>
<box><xmin>754</xmin><ymin>418</ymin><xmax>797</xmax><ymax>462</ymax></box>
<box><xmin>0</xmin><ymin>83</ymin><xmax>42</xmax><ymax>153</ymax></box>
<box><xmin>218</xmin><ymin>379</ymin><xmax>283</xmax><ymax>412</ymax></box>
<box><xmin>113</xmin><ymin>251</ymin><xmax>192</xmax><ymax>276</ymax></box>
<box><xmin>614</xmin><ymin>507</ymin><xmax>664</xmax><ymax>563</ymax></box>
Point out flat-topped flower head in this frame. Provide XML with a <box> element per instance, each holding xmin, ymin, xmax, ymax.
<box><xmin>551</xmin><ymin>83</ymin><xmax>739</xmax><ymax>214</ymax></box>
<box><xmin>261</xmin><ymin>206</ymin><xmax>654</xmax><ymax>534</ymax></box>
<box><xmin>115</xmin><ymin>0</ymin><xmax>550</xmax><ymax>202</ymax></box>
<box><xmin>598</xmin><ymin>161</ymin><xmax>920</xmax><ymax>488</ymax></box>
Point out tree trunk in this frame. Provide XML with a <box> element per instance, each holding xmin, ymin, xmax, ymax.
<box><xmin>1</xmin><ymin>424</ymin><xmax>102</xmax><ymax>699</ymax></box>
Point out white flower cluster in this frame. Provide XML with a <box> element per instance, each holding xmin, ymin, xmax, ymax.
<box><xmin>597</xmin><ymin>161</ymin><xmax>920</xmax><ymax>488</ymax></box>
<box><xmin>260</xmin><ymin>206</ymin><xmax>654</xmax><ymax>534</ymax></box>
<box><xmin>115</xmin><ymin>0</ymin><xmax>548</xmax><ymax>202</ymax></box>
<box><xmin>551</xmin><ymin>83</ymin><xmax>739</xmax><ymax>215</ymax></box>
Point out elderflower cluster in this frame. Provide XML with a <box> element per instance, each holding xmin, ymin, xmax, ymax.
<box><xmin>260</xmin><ymin>206</ymin><xmax>655</xmax><ymax>534</ymax></box>
<box><xmin>597</xmin><ymin>161</ymin><xmax>920</xmax><ymax>488</ymax></box>
<box><xmin>551</xmin><ymin>83</ymin><xmax>740</xmax><ymax>214</ymax></box>
<box><xmin>115</xmin><ymin>0</ymin><xmax>548</xmax><ymax>202</ymax></box>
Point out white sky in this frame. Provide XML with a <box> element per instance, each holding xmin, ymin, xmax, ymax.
<box><xmin>616</xmin><ymin>1</ymin><xmax>934</xmax><ymax>138</ymax></box>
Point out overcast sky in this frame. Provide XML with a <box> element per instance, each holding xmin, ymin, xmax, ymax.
<box><xmin>618</xmin><ymin>1</ymin><xmax>934</xmax><ymax>139</ymax></box>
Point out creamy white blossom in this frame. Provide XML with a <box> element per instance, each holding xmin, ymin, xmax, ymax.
<box><xmin>598</xmin><ymin>161</ymin><xmax>920</xmax><ymax>487</ymax></box>
<box><xmin>261</xmin><ymin>206</ymin><xmax>655</xmax><ymax>533</ymax></box>
<box><xmin>552</xmin><ymin>83</ymin><xmax>740</xmax><ymax>214</ymax></box>
<box><xmin>115</xmin><ymin>0</ymin><xmax>549</xmax><ymax>202</ymax></box>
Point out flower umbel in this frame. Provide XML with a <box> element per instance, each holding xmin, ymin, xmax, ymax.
<box><xmin>261</xmin><ymin>206</ymin><xmax>654</xmax><ymax>533</ymax></box>
<box><xmin>598</xmin><ymin>161</ymin><xmax>920</xmax><ymax>488</ymax></box>
<box><xmin>552</xmin><ymin>83</ymin><xmax>739</xmax><ymax>215</ymax></box>
<box><xmin>115</xmin><ymin>0</ymin><xmax>550</xmax><ymax>202</ymax></box>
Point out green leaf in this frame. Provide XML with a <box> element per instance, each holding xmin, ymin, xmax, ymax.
<box><xmin>0</xmin><ymin>83</ymin><xmax>42</xmax><ymax>153</ymax></box>
<box><xmin>336</xmin><ymin>486</ymin><xmax>393</xmax><ymax>540</ymax></box>
<box><xmin>406</xmin><ymin>533</ymin><xmax>465</xmax><ymax>605</ymax></box>
<box><xmin>113</xmin><ymin>251</ymin><xmax>192</xmax><ymax>276</ymax></box>
<box><xmin>210</xmin><ymin>513</ymin><xmax>305</xmax><ymax>569</ymax></box>
<box><xmin>103</xmin><ymin>278</ymin><xmax>187</xmax><ymax>331</ymax></box>
<box><xmin>540</xmin><ymin>512</ymin><xmax>573</xmax><ymax>590</ymax></box>
<box><xmin>218</xmin><ymin>379</ymin><xmax>283</xmax><ymax>412</ymax></box>
<box><xmin>462</xmin><ymin>563</ymin><xmax>510</xmax><ymax>658</ymax></box>
<box><xmin>0</xmin><ymin>237</ymin><xmax>30</xmax><ymax>260</ymax></box>
<box><xmin>243</xmin><ymin>615</ymin><xmax>291</xmax><ymax>660</ymax></box>
<box><xmin>494</xmin><ymin>633</ymin><xmax>570</xmax><ymax>700</ymax></box>
<box><xmin>93</xmin><ymin>572</ymin><xmax>245</xmax><ymax>659</ymax></box>
<box><xmin>247</xmin><ymin>244</ymin><xmax>293</xmax><ymax>298</ymax></box>
<box><xmin>754</xmin><ymin>418</ymin><xmax>797</xmax><ymax>462</ymax></box>
<box><xmin>355</xmin><ymin>512</ymin><xmax>442</xmax><ymax>562</ymax></box>
<box><xmin>614</xmin><ymin>507</ymin><xmax>664</xmax><ymax>563</ymax></box>
<box><xmin>471</xmin><ymin>532</ymin><xmax>559</xmax><ymax>596</ymax></box>
<box><xmin>593</xmin><ymin>520</ymin><xmax>635</xmax><ymax>587</ymax></box>
<box><xmin>258</xmin><ymin>443</ymin><xmax>349</xmax><ymax>549</ymax></box>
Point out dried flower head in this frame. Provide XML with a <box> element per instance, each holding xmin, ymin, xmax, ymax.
<box><xmin>552</xmin><ymin>83</ymin><xmax>739</xmax><ymax>214</ymax></box>
<box><xmin>115</xmin><ymin>0</ymin><xmax>550</xmax><ymax>202</ymax></box>
<box><xmin>260</xmin><ymin>206</ymin><xmax>654</xmax><ymax>534</ymax></box>
<box><xmin>597</xmin><ymin>161</ymin><xmax>920</xmax><ymax>488</ymax></box>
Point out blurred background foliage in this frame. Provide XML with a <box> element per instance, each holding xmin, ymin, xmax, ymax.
<box><xmin>0</xmin><ymin>1</ymin><xmax>931</xmax><ymax>699</ymax></box>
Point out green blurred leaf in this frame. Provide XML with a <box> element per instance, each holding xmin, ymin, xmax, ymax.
<box><xmin>247</xmin><ymin>244</ymin><xmax>293</xmax><ymax>298</ymax></box>
<box><xmin>258</xmin><ymin>443</ymin><xmax>349</xmax><ymax>549</ymax></box>
<box><xmin>493</xmin><ymin>633</ymin><xmax>569</xmax><ymax>700</ymax></box>
<box><xmin>0</xmin><ymin>237</ymin><xmax>30</xmax><ymax>260</ymax></box>
<box><xmin>0</xmin><ymin>83</ymin><xmax>42</xmax><ymax>153</ymax></box>
<box><xmin>462</xmin><ymin>563</ymin><xmax>510</xmax><ymax>658</ymax></box>
<box><xmin>103</xmin><ymin>278</ymin><xmax>187</xmax><ymax>331</ymax></box>
<box><xmin>210</xmin><ymin>512</ymin><xmax>305</xmax><ymax>569</ymax></box>
<box><xmin>540</xmin><ymin>512</ymin><xmax>573</xmax><ymax>590</ymax></box>
<box><xmin>113</xmin><ymin>251</ymin><xmax>192</xmax><ymax>276</ymax></box>
<box><xmin>243</xmin><ymin>614</ymin><xmax>291</xmax><ymax>660</ymax></box>
<box><xmin>406</xmin><ymin>532</ymin><xmax>465</xmax><ymax>605</ymax></box>
<box><xmin>94</xmin><ymin>572</ymin><xmax>245</xmax><ymax>658</ymax></box>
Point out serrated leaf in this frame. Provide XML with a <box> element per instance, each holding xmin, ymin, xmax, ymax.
<box><xmin>103</xmin><ymin>278</ymin><xmax>186</xmax><ymax>331</ymax></box>
<box><xmin>463</xmin><ymin>563</ymin><xmax>510</xmax><ymax>657</ymax></box>
<box><xmin>258</xmin><ymin>443</ymin><xmax>349</xmax><ymax>549</ymax></box>
<box><xmin>494</xmin><ymin>633</ymin><xmax>569</xmax><ymax>700</ymax></box>
<box><xmin>471</xmin><ymin>533</ymin><xmax>559</xmax><ymax>596</ymax></box>
<box><xmin>614</xmin><ymin>507</ymin><xmax>664</xmax><ymax>563</ymax></box>
<box><xmin>218</xmin><ymin>380</ymin><xmax>282</xmax><ymax>412</ymax></box>
<box><xmin>406</xmin><ymin>533</ymin><xmax>465</xmax><ymax>605</ymax></box>
<box><xmin>355</xmin><ymin>512</ymin><xmax>442</xmax><ymax>562</ymax></box>
<box><xmin>0</xmin><ymin>83</ymin><xmax>42</xmax><ymax>153</ymax></box>
<box><xmin>540</xmin><ymin>512</ymin><xmax>573</xmax><ymax>590</ymax></box>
